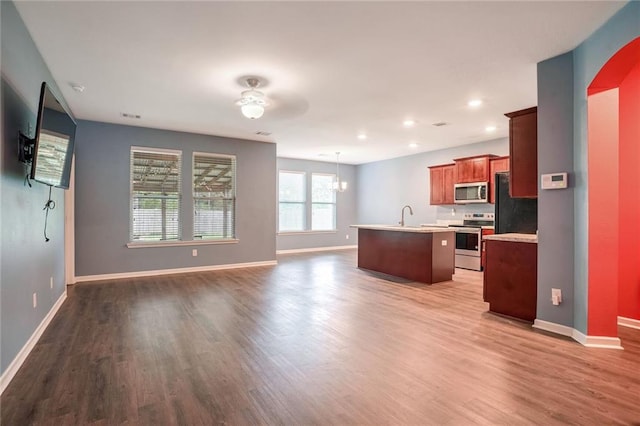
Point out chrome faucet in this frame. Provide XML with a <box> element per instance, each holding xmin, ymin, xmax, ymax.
<box><xmin>399</xmin><ymin>205</ymin><xmax>414</xmax><ymax>227</ymax></box>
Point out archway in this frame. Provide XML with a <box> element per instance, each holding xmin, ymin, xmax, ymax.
<box><xmin>587</xmin><ymin>37</ymin><xmax>640</xmax><ymax>343</ymax></box>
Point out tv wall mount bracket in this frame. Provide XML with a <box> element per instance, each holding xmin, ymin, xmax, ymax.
<box><xmin>18</xmin><ymin>131</ymin><xmax>35</xmax><ymax>164</ymax></box>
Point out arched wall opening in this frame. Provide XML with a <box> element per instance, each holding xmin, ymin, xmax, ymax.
<box><xmin>587</xmin><ymin>37</ymin><xmax>640</xmax><ymax>340</ymax></box>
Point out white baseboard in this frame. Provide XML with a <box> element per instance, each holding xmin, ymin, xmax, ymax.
<box><xmin>533</xmin><ymin>319</ymin><xmax>623</xmax><ymax>349</ymax></box>
<box><xmin>75</xmin><ymin>260</ymin><xmax>277</xmax><ymax>283</ymax></box>
<box><xmin>533</xmin><ymin>319</ymin><xmax>574</xmax><ymax>337</ymax></box>
<box><xmin>618</xmin><ymin>316</ymin><xmax>640</xmax><ymax>330</ymax></box>
<box><xmin>1</xmin><ymin>290</ymin><xmax>67</xmax><ymax>395</ymax></box>
<box><xmin>572</xmin><ymin>329</ymin><xmax>623</xmax><ymax>349</ymax></box>
<box><xmin>276</xmin><ymin>245</ymin><xmax>357</xmax><ymax>255</ymax></box>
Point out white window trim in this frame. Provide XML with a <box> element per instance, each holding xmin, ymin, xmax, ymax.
<box><xmin>129</xmin><ymin>146</ymin><xmax>183</xmax><ymax>244</ymax></box>
<box><xmin>126</xmin><ymin>239</ymin><xmax>239</xmax><ymax>249</ymax></box>
<box><xmin>277</xmin><ymin>231</ymin><xmax>337</xmax><ymax>236</ymax></box>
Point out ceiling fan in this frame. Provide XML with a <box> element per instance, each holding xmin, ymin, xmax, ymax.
<box><xmin>235</xmin><ymin>77</ymin><xmax>269</xmax><ymax>120</ymax></box>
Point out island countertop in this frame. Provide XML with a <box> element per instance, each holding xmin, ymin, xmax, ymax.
<box><xmin>350</xmin><ymin>224</ymin><xmax>455</xmax><ymax>233</ymax></box>
<box><xmin>484</xmin><ymin>233</ymin><xmax>538</xmax><ymax>243</ymax></box>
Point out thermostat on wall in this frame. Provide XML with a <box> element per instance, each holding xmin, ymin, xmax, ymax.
<box><xmin>541</xmin><ymin>172</ymin><xmax>568</xmax><ymax>189</ymax></box>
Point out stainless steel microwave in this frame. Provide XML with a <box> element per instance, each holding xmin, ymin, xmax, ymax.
<box><xmin>454</xmin><ymin>182</ymin><xmax>489</xmax><ymax>204</ymax></box>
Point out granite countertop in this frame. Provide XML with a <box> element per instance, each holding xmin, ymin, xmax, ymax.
<box><xmin>483</xmin><ymin>233</ymin><xmax>538</xmax><ymax>243</ymax></box>
<box><xmin>481</xmin><ymin>226</ymin><xmax>495</xmax><ymax>230</ymax></box>
<box><xmin>350</xmin><ymin>224</ymin><xmax>455</xmax><ymax>233</ymax></box>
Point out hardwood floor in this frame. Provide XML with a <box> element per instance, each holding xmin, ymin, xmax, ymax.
<box><xmin>2</xmin><ymin>249</ymin><xmax>639</xmax><ymax>425</ymax></box>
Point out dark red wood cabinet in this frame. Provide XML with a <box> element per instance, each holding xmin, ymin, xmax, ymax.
<box><xmin>505</xmin><ymin>107</ymin><xmax>537</xmax><ymax>198</ymax></box>
<box><xmin>357</xmin><ymin>229</ymin><xmax>455</xmax><ymax>284</ymax></box>
<box><xmin>453</xmin><ymin>155</ymin><xmax>495</xmax><ymax>183</ymax></box>
<box><xmin>489</xmin><ymin>156</ymin><xmax>510</xmax><ymax>204</ymax></box>
<box><xmin>483</xmin><ymin>239</ymin><xmax>537</xmax><ymax>322</ymax></box>
<box><xmin>480</xmin><ymin>228</ymin><xmax>494</xmax><ymax>270</ymax></box>
<box><xmin>429</xmin><ymin>164</ymin><xmax>455</xmax><ymax>205</ymax></box>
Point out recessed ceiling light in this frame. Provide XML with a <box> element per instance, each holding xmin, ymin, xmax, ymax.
<box><xmin>357</xmin><ymin>133</ymin><xmax>367</xmax><ymax>140</ymax></box>
<box><xmin>485</xmin><ymin>125</ymin><xmax>497</xmax><ymax>132</ymax></box>
<box><xmin>70</xmin><ymin>83</ymin><xmax>85</xmax><ymax>93</ymax></box>
<box><xmin>468</xmin><ymin>99</ymin><xmax>483</xmax><ymax>108</ymax></box>
<box><xmin>403</xmin><ymin>119</ymin><xmax>416</xmax><ymax>127</ymax></box>
<box><xmin>408</xmin><ymin>142</ymin><xmax>418</xmax><ymax>148</ymax></box>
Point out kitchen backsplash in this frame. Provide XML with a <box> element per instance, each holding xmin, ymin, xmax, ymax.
<box><xmin>434</xmin><ymin>203</ymin><xmax>495</xmax><ymax>222</ymax></box>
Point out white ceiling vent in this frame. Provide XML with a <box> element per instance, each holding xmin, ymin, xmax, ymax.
<box><xmin>121</xmin><ymin>113</ymin><xmax>141</xmax><ymax>119</ymax></box>
<box><xmin>255</xmin><ymin>131</ymin><xmax>272</xmax><ymax>136</ymax></box>
<box><xmin>431</xmin><ymin>122</ymin><xmax>449</xmax><ymax>127</ymax></box>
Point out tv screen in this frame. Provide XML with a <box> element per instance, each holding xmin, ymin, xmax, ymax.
<box><xmin>30</xmin><ymin>82</ymin><xmax>76</xmax><ymax>189</ymax></box>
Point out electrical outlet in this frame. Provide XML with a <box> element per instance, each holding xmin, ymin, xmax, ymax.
<box><xmin>192</xmin><ymin>249</ymin><xmax>198</xmax><ymax>257</ymax></box>
<box><xmin>50</xmin><ymin>277</ymin><xmax>53</xmax><ymax>289</ymax></box>
<box><xmin>346</xmin><ymin>234</ymin><xmax>350</xmax><ymax>240</ymax></box>
<box><xmin>33</xmin><ymin>292</ymin><xmax>37</xmax><ymax>308</ymax></box>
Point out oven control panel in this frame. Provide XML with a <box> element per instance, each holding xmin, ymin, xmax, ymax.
<box><xmin>463</xmin><ymin>213</ymin><xmax>494</xmax><ymax>220</ymax></box>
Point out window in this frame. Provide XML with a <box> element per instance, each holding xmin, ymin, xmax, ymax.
<box><xmin>130</xmin><ymin>147</ymin><xmax>182</xmax><ymax>242</ymax></box>
<box><xmin>278</xmin><ymin>171</ymin><xmax>306</xmax><ymax>231</ymax></box>
<box><xmin>278</xmin><ymin>171</ymin><xmax>337</xmax><ymax>233</ymax></box>
<box><xmin>311</xmin><ymin>173</ymin><xmax>336</xmax><ymax>230</ymax></box>
<box><xmin>193</xmin><ymin>152</ymin><xmax>236</xmax><ymax>240</ymax></box>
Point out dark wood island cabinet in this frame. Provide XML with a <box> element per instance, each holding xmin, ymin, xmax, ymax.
<box><xmin>352</xmin><ymin>226</ymin><xmax>455</xmax><ymax>284</ymax></box>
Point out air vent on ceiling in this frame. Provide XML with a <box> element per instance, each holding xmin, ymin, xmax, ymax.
<box><xmin>431</xmin><ymin>122</ymin><xmax>449</xmax><ymax>127</ymax></box>
<box><xmin>121</xmin><ymin>113</ymin><xmax>141</xmax><ymax>119</ymax></box>
<box><xmin>255</xmin><ymin>131</ymin><xmax>272</xmax><ymax>136</ymax></box>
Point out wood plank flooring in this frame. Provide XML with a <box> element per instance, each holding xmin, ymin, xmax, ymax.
<box><xmin>2</xmin><ymin>249</ymin><xmax>639</xmax><ymax>425</ymax></box>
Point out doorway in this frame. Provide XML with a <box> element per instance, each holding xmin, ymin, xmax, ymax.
<box><xmin>587</xmin><ymin>37</ymin><xmax>640</xmax><ymax>340</ymax></box>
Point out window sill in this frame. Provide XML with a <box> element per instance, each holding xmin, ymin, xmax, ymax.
<box><xmin>127</xmin><ymin>239</ymin><xmax>239</xmax><ymax>249</ymax></box>
<box><xmin>277</xmin><ymin>230</ymin><xmax>337</xmax><ymax>236</ymax></box>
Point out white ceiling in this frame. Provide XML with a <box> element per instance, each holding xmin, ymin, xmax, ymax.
<box><xmin>15</xmin><ymin>1</ymin><xmax>625</xmax><ymax>165</ymax></box>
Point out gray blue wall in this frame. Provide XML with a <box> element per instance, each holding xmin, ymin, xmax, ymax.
<box><xmin>276</xmin><ymin>157</ymin><xmax>357</xmax><ymax>251</ymax></box>
<box><xmin>571</xmin><ymin>2</ymin><xmax>639</xmax><ymax>334</ymax></box>
<box><xmin>1</xmin><ymin>1</ymin><xmax>69</xmax><ymax>375</ymax></box>
<box><xmin>536</xmin><ymin>52</ymin><xmax>575</xmax><ymax>327</ymax></box>
<box><xmin>74</xmin><ymin>121</ymin><xmax>276</xmax><ymax>277</ymax></box>
<box><xmin>357</xmin><ymin>139</ymin><xmax>508</xmax><ymax>226</ymax></box>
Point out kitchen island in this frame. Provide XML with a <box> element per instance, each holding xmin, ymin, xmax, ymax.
<box><xmin>350</xmin><ymin>225</ymin><xmax>455</xmax><ymax>284</ymax></box>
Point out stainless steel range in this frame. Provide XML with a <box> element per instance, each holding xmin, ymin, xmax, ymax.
<box><xmin>449</xmin><ymin>213</ymin><xmax>494</xmax><ymax>271</ymax></box>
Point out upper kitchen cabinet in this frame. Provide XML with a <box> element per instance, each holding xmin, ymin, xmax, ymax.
<box><xmin>453</xmin><ymin>155</ymin><xmax>497</xmax><ymax>183</ymax></box>
<box><xmin>489</xmin><ymin>156</ymin><xmax>510</xmax><ymax>204</ymax></box>
<box><xmin>429</xmin><ymin>164</ymin><xmax>455</xmax><ymax>205</ymax></box>
<box><xmin>505</xmin><ymin>107</ymin><xmax>537</xmax><ymax>198</ymax></box>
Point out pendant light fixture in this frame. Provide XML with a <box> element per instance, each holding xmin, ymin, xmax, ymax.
<box><xmin>236</xmin><ymin>77</ymin><xmax>267</xmax><ymax>120</ymax></box>
<box><xmin>333</xmin><ymin>152</ymin><xmax>348</xmax><ymax>192</ymax></box>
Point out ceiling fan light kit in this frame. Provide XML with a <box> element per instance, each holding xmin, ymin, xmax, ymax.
<box><xmin>237</xmin><ymin>77</ymin><xmax>268</xmax><ymax>119</ymax></box>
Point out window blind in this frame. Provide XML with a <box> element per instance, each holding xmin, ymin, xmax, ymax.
<box><xmin>130</xmin><ymin>147</ymin><xmax>182</xmax><ymax>242</ymax></box>
<box><xmin>193</xmin><ymin>152</ymin><xmax>236</xmax><ymax>240</ymax></box>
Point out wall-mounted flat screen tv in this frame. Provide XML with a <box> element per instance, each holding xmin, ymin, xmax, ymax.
<box><xmin>30</xmin><ymin>82</ymin><xmax>77</xmax><ymax>189</ymax></box>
